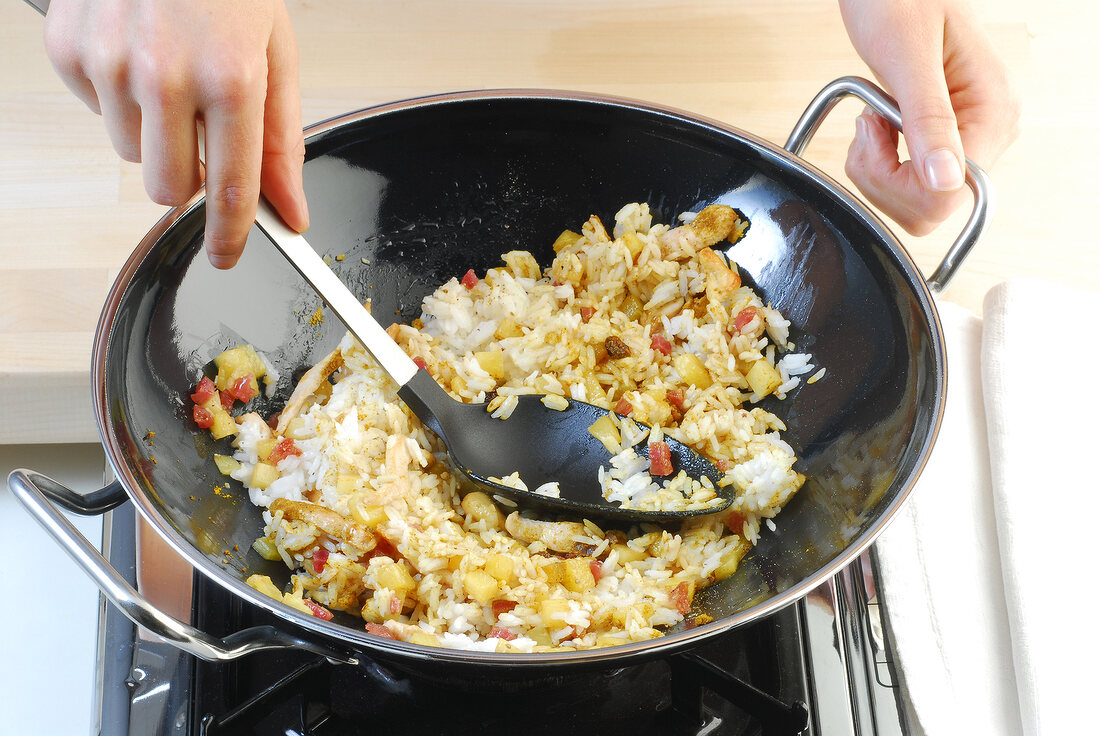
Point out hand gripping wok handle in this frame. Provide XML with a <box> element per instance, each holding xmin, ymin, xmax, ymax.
<box><xmin>254</xmin><ymin>198</ymin><xmax>419</xmax><ymax>386</ymax></box>
<box><xmin>7</xmin><ymin>469</ymin><xmax>359</xmax><ymax>665</ymax></box>
<box><xmin>784</xmin><ymin>76</ymin><xmax>993</xmax><ymax>294</ymax></box>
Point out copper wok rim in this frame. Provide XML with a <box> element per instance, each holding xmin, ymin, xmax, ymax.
<box><xmin>90</xmin><ymin>88</ymin><xmax>946</xmax><ymax>666</ymax></box>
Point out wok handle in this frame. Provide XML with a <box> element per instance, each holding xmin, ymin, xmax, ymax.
<box><xmin>7</xmin><ymin>468</ymin><xmax>359</xmax><ymax>665</ymax></box>
<box><xmin>784</xmin><ymin>76</ymin><xmax>993</xmax><ymax>293</ymax></box>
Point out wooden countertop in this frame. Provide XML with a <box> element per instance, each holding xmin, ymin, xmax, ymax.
<box><xmin>1</xmin><ymin>0</ymin><xmax>1096</xmax><ymax>444</ymax></box>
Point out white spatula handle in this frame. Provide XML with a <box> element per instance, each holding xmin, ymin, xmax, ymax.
<box><xmin>254</xmin><ymin>199</ymin><xmax>419</xmax><ymax>387</ymax></box>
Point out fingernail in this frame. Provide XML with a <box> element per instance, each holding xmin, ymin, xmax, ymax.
<box><xmin>924</xmin><ymin>149</ymin><xmax>965</xmax><ymax>192</ymax></box>
<box><xmin>207</xmin><ymin>249</ymin><xmax>238</xmax><ymax>270</ymax></box>
<box><xmin>854</xmin><ymin>115</ymin><xmax>870</xmax><ymax>142</ymax></box>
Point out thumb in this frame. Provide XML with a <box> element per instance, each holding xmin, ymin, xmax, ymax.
<box><xmin>893</xmin><ymin>72</ymin><xmax>967</xmax><ymax>194</ymax></box>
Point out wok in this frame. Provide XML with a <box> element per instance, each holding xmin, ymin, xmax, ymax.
<box><xmin>9</xmin><ymin>77</ymin><xmax>990</xmax><ymax>673</ymax></box>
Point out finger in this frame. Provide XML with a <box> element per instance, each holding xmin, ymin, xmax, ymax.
<box><xmin>140</xmin><ymin>100</ymin><xmax>202</xmax><ymax>205</ymax></box>
<box><xmin>43</xmin><ymin>8</ymin><xmax>102</xmax><ymax>114</ymax></box>
<box><xmin>845</xmin><ymin>112</ymin><xmax>965</xmax><ymax>236</ymax></box>
<box><xmin>202</xmin><ymin>93</ymin><xmax>265</xmax><ymax>269</ymax></box>
<box><xmin>97</xmin><ymin>85</ymin><xmax>144</xmax><ymax>163</ymax></box>
<box><xmin>259</xmin><ymin>3</ymin><xmax>309</xmax><ymax>233</ymax></box>
<box><xmin>879</xmin><ymin>41</ymin><xmax>966</xmax><ymax>194</ymax></box>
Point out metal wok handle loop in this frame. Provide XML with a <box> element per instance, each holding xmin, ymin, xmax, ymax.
<box><xmin>7</xmin><ymin>469</ymin><xmax>359</xmax><ymax>665</ymax></box>
<box><xmin>784</xmin><ymin>76</ymin><xmax>993</xmax><ymax>293</ymax></box>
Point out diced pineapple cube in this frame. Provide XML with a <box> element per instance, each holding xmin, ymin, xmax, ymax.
<box><xmin>673</xmin><ymin>353</ymin><xmax>713</xmax><ymax>389</ymax></box>
<box><xmin>494</xmin><ymin>317</ymin><xmax>524</xmax><ymax>339</ymax></box>
<box><xmin>539</xmin><ymin>598</ymin><xmax>571</xmax><ymax>628</ymax></box>
<box><xmin>251</xmin><ymin>536</ymin><xmax>282</xmax><ymax>561</ymax></box>
<box><xmin>621</xmin><ymin>232</ymin><xmax>646</xmax><ymax>260</ymax></box>
<box><xmin>246</xmin><ymin>574</ymin><xmax>283</xmax><ymax>601</ymax></box>
<box><xmin>746</xmin><ymin>359</ymin><xmax>783</xmax><ymax>396</ymax></box>
<box><xmin>474</xmin><ymin>349</ymin><xmax>505</xmax><ymax>380</ymax></box>
<box><xmin>350</xmin><ymin>501</ymin><xmax>388</xmax><ymax>528</ymax></box>
<box><xmin>612</xmin><ymin>543</ymin><xmax>648</xmax><ymax>564</ymax></box>
<box><xmin>377</xmin><ymin>562</ymin><xmax>416</xmax><ymax>592</ymax></box>
<box><xmin>527</xmin><ymin>626</ymin><xmax>553</xmax><ymax>646</ymax></box>
<box><xmin>208</xmin><ymin>408</ymin><xmax>238</xmax><ymax>440</ymax></box>
<box><xmin>464</xmin><ymin>569</ymin><xmax>499</xmax><ymax>604</ymax></box>
<box><xmin>562</xmin><ymin>558</ymin><xmax>596</xmax><ymax>593</ymax></box>
<box><xmin>213</xmin><ymin>454</ymin><xmax>240</xmax><ymax>475</ymax></box>
<box><xmin>587</xmin><ymin>415</ymin><xmax>621</xmax><ymax>453</ymax></box>
<box><xmin>281</xmin><ymin>591</ymin><xmax>312</xmax><ymax>614</ymax></box>
<box><xmin>250</xmin><ymin>462</ymin><xmax>280</xmax><ymax>490</ymax></box>
<box><xmin>485</xmin><ymin>554</ymin><xmax>515</xmax><ymax>583</ymax></box>
<box><xmin>543</xmin><ymin>560</ymin><xmax>565</xmax><ymax>586</ymax></box>
<box><xmin>551</xmin><ymin>229</ymin><xmax>582</xmax><ymax>253</ymax></box>
<box><xmin>407</xmin><ymin>631</ymin><xmax>440</xmax><ymax>647</ymax></box>
<box><xmin>256</xmin><ymin>437</ymin><xmax>278</xmax><ymax>461</ymax></box>
<box><xmin>213</xmin><ymin>345</ymin><xmax>267</xmax><ymax>391</ymax></box>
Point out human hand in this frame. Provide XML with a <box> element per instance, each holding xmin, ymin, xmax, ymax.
<box><xmin>43</xmin><ymin>0</ymin><xmax>309</xmax><ymax>268</ymax></box>
<box><xmin>838</xmin><ymin>0</ymin><xmax>1020</xmax><ymax>236</ymax></box>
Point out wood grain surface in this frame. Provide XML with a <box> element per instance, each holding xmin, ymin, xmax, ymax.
<box><xmin>1</xmin><ymin>0</ymin><xmax>1096</xmax><ymax>443</ymax></box>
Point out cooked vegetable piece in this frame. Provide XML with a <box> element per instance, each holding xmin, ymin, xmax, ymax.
<box><xmin>474</xmin><ymin>349</ymin><xmax>505</xmax><ymax>379</ymax></box>
<box><xmin>214</xmin><ymin>345</ymin><xmax>267</xmax><ymax>392</ymax></box>
<box><xmin>213</xmin><ymin>454</ymin><xmax>240</xmax><ymax>475</ymax></box>
<box><xmin>673</xmin><ymin>353</ymin><xmax>713</xmax><ymax>389</ymax></box>
<box><xmin>746</xmin><ymin>359</ymin><xmax>783</xmax><ymax>396</ymax></box>
<box><xmin>587</xmin><ymin>415</ymin><xmax>621</xmax><ymax>453</ymax></box>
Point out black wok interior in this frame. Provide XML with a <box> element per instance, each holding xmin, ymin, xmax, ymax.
<box><xmin>100</xmin><ymin>93</ymin><xmax>942</xmax><ymax>663</ymax></box>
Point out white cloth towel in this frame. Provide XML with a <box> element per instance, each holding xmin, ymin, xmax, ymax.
<box><xmin>875</xmin><ymin>280</ymin><xmax>1099</xmax><ymax>736</ymax></box>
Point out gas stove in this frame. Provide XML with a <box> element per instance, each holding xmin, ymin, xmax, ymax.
<box><xmin>94</xmin><ymin>502</ymin><xmax>911</xmax><ymax>735</ymax></box>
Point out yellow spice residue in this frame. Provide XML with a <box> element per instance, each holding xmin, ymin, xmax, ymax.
<box><xmin>308</xmin><ymin>306</ymin><xmax>324</xmax><ymax>326</ymax></box>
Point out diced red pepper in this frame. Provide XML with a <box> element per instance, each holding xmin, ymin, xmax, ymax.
<box><xmin>229</xmin><ymin>375</ymin><xmax>258</xmax><ymax>403</ymax></box>
<box><xmin>589</xmin><ymin>559</ymin><xmax>603</xmax><ymax>583</ymax></box>
<box><xmin>491</xmin><ymin>599</ymin><xmax>518</xmax><ymax>618</ymax></box>
<box><xmin>190</xmin><ymin>376</ymin><xmax>217</xmax><ymax>404</ymax></box>
<box><xmin>193</xmin><ymin>405</ymin><xmax>215</xmax><ymax>429</ymax></box>
<box><xmin>613</xmin><ymin>397</ymin><xmax>633</xmax><ymax>416</ymax></box>
<box><xmin>267</xmin><ymin>413</ymin><xmax>281</xmax><ymax>430</ymax></box>
<box><xmin>580</xmin><ymin>306</ymin><xmax>595</xmax><ymax>323</ymax></box>
<box><xmin>461</xmin><ymin>269</ymin><xmax>479</xmax><ymax>290</ymax></box>
<box><xmin>489</xmin><ymin>626</ymin><xmax>517</xmax><ymax>641</ymax></box>
<box><xmin>220</xmin><ymin>389</ymin><xmax>236</xmax><ymax>410</ymax></box>
<box><xmin>669</xmin><ymin>582</ymin><xmax>692</xmax><ymax>614</ymax></box>
<box><xmin>413</xmin><ymin>356</ymin><xmax>428</xmax><ymax>370</ymax></box>
<box><xmin>649</xmin><ymin>441</ymin><xmax>674</xmax><ymax>476</ymax></box>
<box><xmin>650</xmin><ymin>333</ymin><xmax>672</xmax><ymax>355</ymax></box>
<box><xmin>666</xmin><ymin>388</ymin><xmax>686</xmax><ymax>412</ymax></box>
<box><xmin>267</xmin><ymin>437</ymin><xmax>302</xmax><ymax>465</ymax></box>
<box><xmin>724</xmin><ymin>511</ymin><xmax>746</xmax><ymax>534</ymax></box>
<box><xmin>312</xmin><ymin>547</ymin><xmax>329</xmax><ymax>574</ymax></box>
<box><xmin>304</xmin><ymin>598</ymin><xmax>334</xmax><ymax>621</ymax></box>
<box><xmin>733</xmin><ymin>306</ymin><xmax>760</xmax><ymax>332</ymax></box>
<box><xmin>365</xmin><ymin>622</ymin><xmax>397</xmax><ymax>639</ymax></box>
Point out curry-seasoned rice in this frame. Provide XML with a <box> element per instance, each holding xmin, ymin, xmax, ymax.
<box><xmin>216</xmin><ymin>203</ymin><xmax>818</xmax><ymax>652</ymax></box>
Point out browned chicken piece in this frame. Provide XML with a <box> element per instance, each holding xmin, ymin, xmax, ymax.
<box><xmin>275</xmin><ymin>349</ymin><xmax>344</xmax><ymax>434</ymax></box>
<box><xmin>689</xmin><ymin>204</ymin><xmax>743</xmax><ymax>247</ymax></box>
<box><xmin>270</xmin><ymin>498</ymin><xmax>377</xmax><ymax>554</ymax></box>
<box><xmin>504</xmin><ymin>513</ymin><xmax>594</xmax><ymax>555</ymax></box>
<box><xmin>698</xmin><ymin>247</ymin><xmax>742</xmax><ymax>306</ymax></box>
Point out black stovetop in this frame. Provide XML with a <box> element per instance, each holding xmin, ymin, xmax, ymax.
<box><xmin>96</xmin><ymin>503</ymin><xmax>910</xmax><ymax>736</ymax></box>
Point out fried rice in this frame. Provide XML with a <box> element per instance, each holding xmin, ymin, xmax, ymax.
<box><xmin>202</xmin><ymin>202</ymin><xmax>819</xmax><ymax>652</ymax></box>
